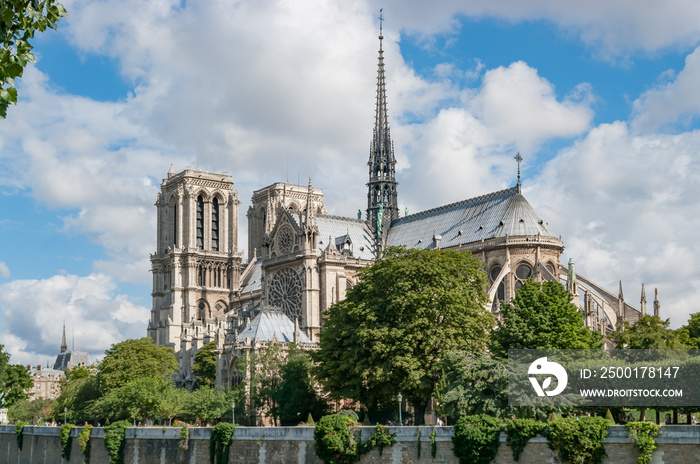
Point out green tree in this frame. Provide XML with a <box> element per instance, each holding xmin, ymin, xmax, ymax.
<box><xmin>193</xmin><ymin>341</ymin><xmax>217</xmax><ymax>389</ymax></box>
<box><xmin>89</xmin><ymin>376</ymin><xmax>174</xmax><ymax>423</ymax></box>
<box><xmin>678</xmin><ymin>312</ymin><xmax>700</xmax><ymax>349</ymax></box>
<box><xmin>0</xmin><ymin>345</ymin><xmax>10</xmax><ymax>406</ymax></box>
<box><xmin>273</xmin><ymin>350</ymin><xmax>327</xmax><ymax>425</ymax></box>
<box><xmin>97</xmin><ymin>338</ymin><xmax>178</xmax><ymax>392</ymax></box>
<box><xmin>437</xmin><ymin>352</ymin><xmax>511</xmax><ymax>420</ymax></box>
<box><xmin>611</xmin><ymin>315</ymin><xmax>686</xmax><ymax>349</ymax></box>
<box><xmin>52</xmin><ymin>375</ymin><xmax>101</xmax><ymax>424</ymax></box>
<box><xmin>246</xmin><ymin>342</ymin><xmax>286</xmax><ymax>425</ymax></box>
<box><xmin>8</xmin><ymin>396</ymin><xmax>53</xmax><ymax>424</ymax></box>
<box><xmin>182</xmin><ymin>386</ymin><xmax>239</xmax><ymax>425</ymax></box>
<box><xmin>314</xmin><ymin>246</ymin><xmax>493</xmax><ymax>424</ymax></box>
<box><xmin>491</xmin><ymin>280</ymin><xmax>602</xmax><ymax>357</ymax></box>
<box><xmin>1</xmin><ymin>364</ymin><xmax>33</xmax><ymax>407</ymax></box>
<box><xmin>157</xmin><ymin>386</ymin><xmax>187</xmax><ymax>425</ymax></box>
<box><xmin>0</xmin><ymin>0</ymin><xmax>67</xmax><ymax>118</ymax></box>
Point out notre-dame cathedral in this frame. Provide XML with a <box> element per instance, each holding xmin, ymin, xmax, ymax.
<box><xmin>148</xmin><ymin>25</ymin><xmax>658</xmax><ymax>390</ymax></box>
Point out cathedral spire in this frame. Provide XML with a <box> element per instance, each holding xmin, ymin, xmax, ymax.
<box><xmin>640</xmin><ymin>283</ymin><xmax>647</xmax><ymax>316</ymax></box>
<box><xmin>60</xmin><ymin>322</ymin><xmax>67</xmax><ymax>354</ymax></box>
<box><xmin>367</xmin><ymin>9</ymin><xmax>398</xmax><ymax>245</ymax></box>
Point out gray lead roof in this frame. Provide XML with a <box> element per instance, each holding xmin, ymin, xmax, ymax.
<box><xmin>386</xmin><ymin>186</ymin><xmax>557</xmax><ymax>249</ymax></box>
<box><xmin>316</xmin><ymin>215</ymin><xmax>376</xmax><ymax>260</ymax></box>
<box><xmin>238</xmin><ymin>309</ymin><xmax>313</xmax><ymax>344</ymax></box>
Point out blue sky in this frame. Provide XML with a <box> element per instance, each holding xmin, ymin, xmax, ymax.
<box><xmin>2</xmin><ymin>0</ymin><xmax>700</xmax><ymax>364</ymax></box>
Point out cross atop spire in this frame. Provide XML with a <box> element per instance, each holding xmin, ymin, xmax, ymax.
<box><xmin>514</xmin><ymin>152</ymin><xmax>523</xmax><ymax>192</ymax></box>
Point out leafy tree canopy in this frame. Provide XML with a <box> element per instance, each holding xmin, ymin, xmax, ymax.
<box><xmin>611</xmin><ymin>315</ymin><xmax>687</xmax><ymax>349</ymax></box>
<box><xmin>52</xmin><ymin>375</ymin><xmax>101</xmax><ymax>424</ymax></box>
<box><xmin>97</xmin><ymin>338</ymin><xmax>178</xmax><ymax>392</ymax></box>
<box><xmin>0</xmin><ymin>0</ymin><xmax>67</xmax><ymax>118</ymax></box>
<box><xmin>437</xmin><ymin>352</ymin><xmax>511</xmax><ymax>420</ymax></box>
<box><xmin>89</xmin><ymin>376</ymin><xmax>174</xmax><ymax>423</ymax></box>
<box><xmin>678</xmin><ymin>312</ymin><xmax>700</xmax><ymax>349</ymax></box>
<box><xmin>273</xmin><ymin>350</ymin><xmax>327</xmax><ymax>425</ymax></box>
<box><xmin>182</xmin><ymin>386</ymin><xmax>239</xmax><ymax>424</ymax></box>
<box><xmin>491</xmin><ymin>280</ymin><xmax>602</xmax><ymax>357</ymax></box>
<box><xmin>193</xmin><ymin>341</ymin><xmax>217</xmax><ymax>389</ymax></box>
<box><xmin>314</xmin><ymin>246</ymin><xmax>493</xmax><ymax>424</ymax></box>
<box><xmin>9</xmin><ymin>396</ymin><xmax>53</xmax><ymax>424</ymax></box>
<box><xmin>0</xmin><ymin>344</ymin><xmax>9</xmax><ymax>406</ymax></box>
<box><xmin>1</xmin><ymin>364</ymin><xmax>33</xmax><ymax>407</ymax></box>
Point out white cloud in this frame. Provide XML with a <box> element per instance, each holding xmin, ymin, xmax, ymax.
<box><xmin>0</xmin><ymin>273</ymin><xmax>149</xmax><ymax>365</ymax></box>
<box><xmin>383</xmin><ymin>0</ymin><xmax>700</xmax><ymax>57</ymax></box>
<box><xmin>632</xmin><ymin>46</ymin><xmax>700</xmax><ymax>132</ymax></box>
<box><xmin>529</xmin><ymin>121</ymin><xmax>700</xmax><ymax>328</ymax></box>
<box><xmin>470</xmin><ymin>62</ymin><xmax>593</xmax><ymax>152</ymax></box>
<box><xmin>0</xmin><ymin>262</ymin><xmax>9</xmax><ymax>279</ymax></box>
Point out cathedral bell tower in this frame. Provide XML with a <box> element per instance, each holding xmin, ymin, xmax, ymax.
<box><xmin>149</xmin><ymin>167</ymin><xmax>243</xmax><ymax>386</ymax></box>
<box><xmin>366</xmin><ymin>13</ymin><xmax>398</xmax><ymax>251</ymax></box>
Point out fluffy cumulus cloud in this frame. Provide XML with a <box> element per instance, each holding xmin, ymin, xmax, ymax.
<box><xmin>384</xmin><ymin>0</ymin><xmax>700</xmax><ymax>58</ymax></box>
<box><xmin>0</xmin><ymin>273</ymin><xmax>149</xmax><ymax>365</ymax></box>
<box><xmin>528</xmin><ymin>122</ymin><xmax>700</xmax><ymax>327</ymax></box>
<box><xmin>632</xmin><ymin>45</ymin><xmax>700</xmax><ymax>132</ymax></box>
<box><xmin>398</xmin><ymin>61</ymin><xmax>593</xmax><ymax>211</ymax></box>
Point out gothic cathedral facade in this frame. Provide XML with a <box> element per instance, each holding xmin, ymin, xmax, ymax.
<box><xmin>150</xmin><ymin>26</ymin><xmax>657</xmax><ymax>389</ymax></box>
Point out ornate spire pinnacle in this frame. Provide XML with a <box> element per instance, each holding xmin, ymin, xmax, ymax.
<box><xmin>60</xmin><ymin>322</ymin><xmax>67</xmax><ymax>354</ymax></box>
<box><xmin>367</xmin><ymin>9</ymin><xmax>398</xmax><ymax>244</ymax></box>
<box><xmin>640</xmin><ymin>283</ymin><xmax>647</xmax><ymax>316</ymax></box>
<box><xmin>514</xmin><ymin>152</ymin><xmax>523</xmax><ymax>193</ymax></box>
<box><xmin>618</xmin><ymin>280</ymin><xmax>624</xmax><ymax>300</ymax></box>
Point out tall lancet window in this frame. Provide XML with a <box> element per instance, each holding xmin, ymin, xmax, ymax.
<box><xmin>212</xmin><ymin>196</ymin><xmax>220</xmax><ymax>251</ymax></box>
<box><xmin>196</xmin><ymin>195</ymin><xmax>204</xmax><ymax>248</ymax></box>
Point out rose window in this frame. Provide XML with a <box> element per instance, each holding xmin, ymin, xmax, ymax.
<box><xmin>268</xmin><ymin>268</ymin><xmax>302</xmax><ymax>320</ymax></box>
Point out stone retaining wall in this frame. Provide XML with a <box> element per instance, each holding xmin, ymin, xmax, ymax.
<box><xmin>1</xmin><ymin>424</ymin><xmax>698</xmax><ymax>463</ymax></box>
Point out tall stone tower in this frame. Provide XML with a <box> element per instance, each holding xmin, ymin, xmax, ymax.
<box><xmin>366</xmin><ymin>16</ymin><xmax>398</xmax><ymax>250</ymax></box>
<box><xmin>149</xmin><ymin>167</ymin><xmax>243</xmax><ymax>385</ymax></box>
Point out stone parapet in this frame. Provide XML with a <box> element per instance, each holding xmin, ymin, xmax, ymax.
<box><xmin>1</xmin><ymin>424</ymin><xmax>699</xmax><ymax>463</ymax></box>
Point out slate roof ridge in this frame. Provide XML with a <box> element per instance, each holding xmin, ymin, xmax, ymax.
<box><xmin>393</xmin><ymin>185</ymin><xmax>519</xmax><ymax>224</ymax></box>
<box><xmin>317</xmin><ymin>214</ymin><xmax>366</xmax><ymax>224</ymax></box>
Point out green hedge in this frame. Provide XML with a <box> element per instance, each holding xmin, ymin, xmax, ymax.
<box><xmin>546</xmin><ymin>416</ymin><xmax>610</xmax><ymax>464</ymax></box>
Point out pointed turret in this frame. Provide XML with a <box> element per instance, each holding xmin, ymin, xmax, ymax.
<box><xmin>654</xmin><ymin>288</ymin><xmax>660</xmax><ymax>317</ymax></box>
<box><xmin>60</xmin><ymin>322</ymin><xmax>67</xmax><ymax>354</ymax></box>
<box><xmin>617</xmin><ymin>280</ymin><xmax>625</xmax><ymax>321</ymax></box>
<box><xmin>640</xmin><ymin>283</ymin><xmax>647</xmax><ymax>316</ymax></box>
<box><xmin>366</xmin><ymin>10</ymin><xmax>398</xmax><ymax>247</ymax></box>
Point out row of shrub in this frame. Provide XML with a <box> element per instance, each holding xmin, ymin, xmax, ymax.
<box><xmin>11</xmin><ymin>413</ymin><xmax>661</xmax><ymax>464</ymax></box>
<box><xmin>452</xmin><ymin>414</ymin><xmax>661</xmax><ymax>464</ymax></box>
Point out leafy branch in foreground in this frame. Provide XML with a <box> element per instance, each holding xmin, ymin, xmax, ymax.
<box><xmin>0</xmin><ymin>0</ymin><xmax>67</xmax><ymax>118</ymax></box>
